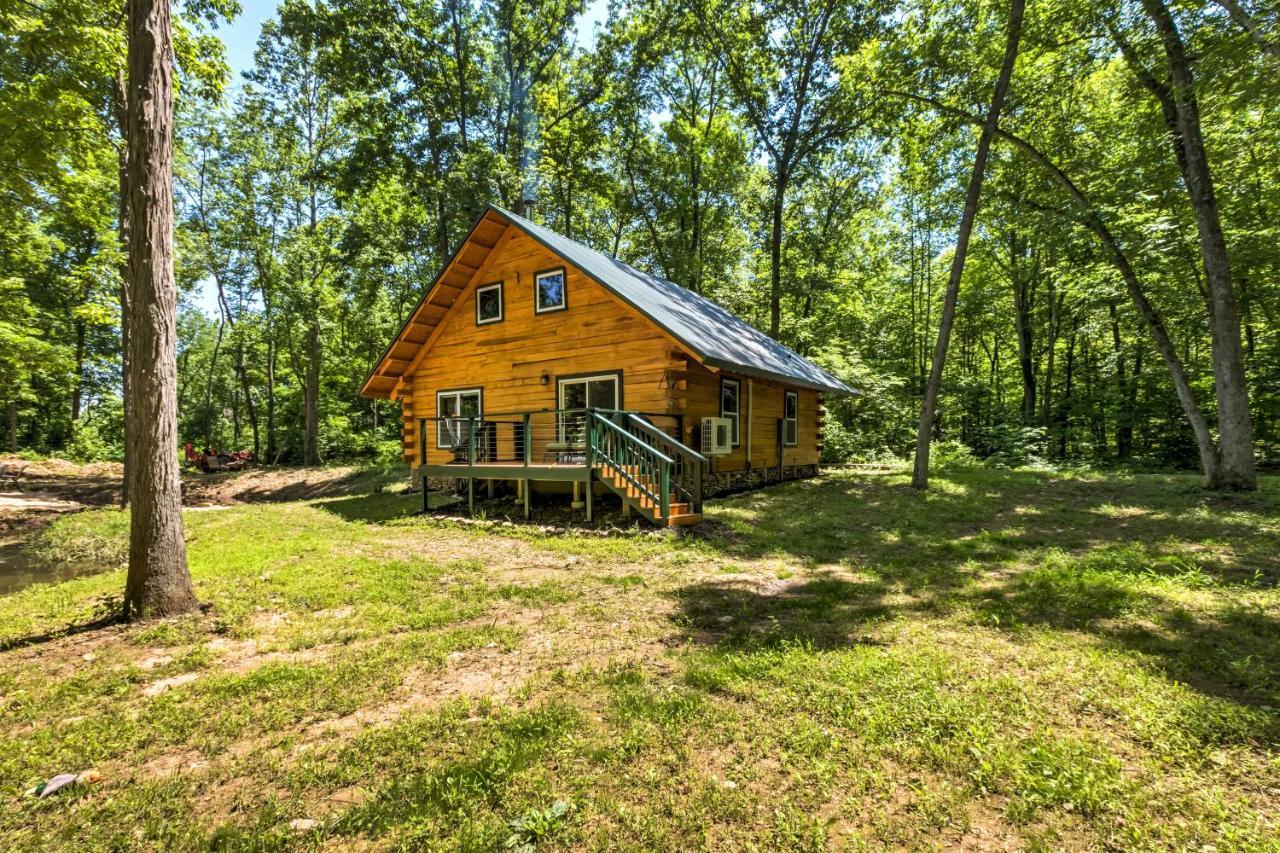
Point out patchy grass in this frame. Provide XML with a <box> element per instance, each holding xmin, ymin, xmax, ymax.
<box><xmin>0</xmin><ymin>469</ymin><xmax>1277</xmax><ymax>850</ymax></box>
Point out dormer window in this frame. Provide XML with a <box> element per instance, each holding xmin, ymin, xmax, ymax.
<box><xmin>535</xmin><ymin>267</ymin><xmax>567</xmax><ymax>314</ymax></box>
<box><xmin>476</xmin><ymin>281</ymin><xmax>503</xmax><ymax>325</ymax></box>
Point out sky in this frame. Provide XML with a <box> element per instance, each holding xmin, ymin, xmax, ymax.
<box><xmin>192</xmin><ymin>0</ymin><xmax>610</xmax><ymax>317</ymax></box>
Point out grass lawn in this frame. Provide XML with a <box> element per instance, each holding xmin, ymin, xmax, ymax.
<box><xmin>0</xmin><ymin>467</ymin><xmax>1277</xmax><ymax>850</ymax></box>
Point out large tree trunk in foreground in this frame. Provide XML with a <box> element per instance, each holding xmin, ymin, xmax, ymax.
<box><xmin>912</xmin><ymin>0</ymin><xmax>1024</xmax><ymax>489</ymax></box>
<box><xmin>122</xmin><ymin>0</ymin><xmax>197</xmax><ymax>620</ymax></box>
<box><xmin>1137</xmin><ymin>0</ymin><xmax>1256</xmax><ymax>489</ymax></box>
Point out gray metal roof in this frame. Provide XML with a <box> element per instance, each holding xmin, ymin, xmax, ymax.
<box><xmin>492</xmin><ymin>205</ymin><xmax>855</xmax><ymax>395</ymax></box>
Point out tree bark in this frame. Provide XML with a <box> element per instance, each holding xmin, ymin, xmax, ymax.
<box><xmin>1130</xmin><ymin>0</ymin><xmax>1256</xmax><ymax>488</ymax></box>
<box><xmin>122</xmin><ymin>0</ymin><xmax>197</xmax><ymax>620</ymax></box>
<box><xmin>113</xmin><ymin>69</ymin><xmax>132</xmax><ymax>509</ymax></box>
<box><xmin>303</xmin><ymin>318</ymin><xmax>321</xmax><ymax>465</ymax></box>
<box><xmin>912</xmin><ymin>0</ymin><xmax>1024</xmax><ymax>489</ymax></box>
<box><xmin>235</xmin><ymin>340</ymin><xmax>259</xmax><ymax>459</ymax></box>
<box><xmin>7</xmin><ymin>400</ymin><xmax>16</xmax><ymax>453</ymax></box>
<box><xmin>266</xmin><ymin>336</ymin><xmax>277</xmax><ymax>463</ymax></box>
<box><xmin>769</xmin><ymin>173</ymin><xmax>788</xmax><ymax>338</ymax></box>
<box><xmin>1008</xmin><ymin>232</ymin><xmax>1036</xmax><ymax>423</ymax></box>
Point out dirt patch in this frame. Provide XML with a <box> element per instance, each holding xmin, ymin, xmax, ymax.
<box><xmin>182</xmin><ymin>466</ymin><xmax>401</xmax><ymax>507</ymax></box>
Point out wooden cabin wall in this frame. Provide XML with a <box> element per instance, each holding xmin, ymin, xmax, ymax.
<box><xmin>401</xmin><ymin>230</ymin><xmax>687</xmax><ymax>466</ymax></box>
<box><xmin>680</xmin><ymin>366</ymin><xmax>822</xmax><ymax>470</ymax></box>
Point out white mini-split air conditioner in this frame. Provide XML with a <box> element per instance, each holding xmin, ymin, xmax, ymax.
<box><xmin>700</xmin><ymin>417</ymin><xmax>733</xmax><ymax>456</ymax></box>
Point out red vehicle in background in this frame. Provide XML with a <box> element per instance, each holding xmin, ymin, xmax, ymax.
<box><xmin>184</xmin><ymin>443</ymin><xmax>254</xmax><ymax>473</ymax></box>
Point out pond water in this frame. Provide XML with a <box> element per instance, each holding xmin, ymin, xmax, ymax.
<box><xmin>0</xmin><ymin>538</ymin><xmax>103</xmax><ymax>596</ymax></box>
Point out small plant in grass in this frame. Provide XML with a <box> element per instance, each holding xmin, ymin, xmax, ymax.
<box><xmin>504</xmin><ymin>799</ymin><xmax>573</xmax><ymax>851</ymax></box>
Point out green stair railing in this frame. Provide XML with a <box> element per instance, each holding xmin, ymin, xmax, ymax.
<box><xmin>588</xmin><ymin>410</ymin><xmax>674</xmax><ymax>519</ymax></box>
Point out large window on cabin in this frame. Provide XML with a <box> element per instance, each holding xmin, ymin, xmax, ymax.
<box><xmin>783</xmin><ymin>390</ymin><xmax>798</xmax><ymax>447</ymax></box>
<box><xmin>475</xmin><ymin>281</ymin><xmax>503</xmax><ymax>325</ymax></box>
<box><xmin>557</xmin><ymin>373</ymin><xmax>619</xmax><ymax>444</ymax></box>
<box><xmin>437</xmin><ymin>389</ymin><xmax>482</xmax><ymax>449</ymax></box>
<box><xmin>720</xmin><ymin>378</ymin><xmax>740</xmax><ymax>447</ymax></box>
<box><xmin>535</xmin><ymin>267</ymin><xmax>567</xmax><ymax>313</ymax></box>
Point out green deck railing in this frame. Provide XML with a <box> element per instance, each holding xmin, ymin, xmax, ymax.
<box><xmin>588</xmin><ymin>411</ymin><xmax>674</xmax><ymax>519</ymax></box>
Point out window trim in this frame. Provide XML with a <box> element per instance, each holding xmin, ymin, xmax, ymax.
<box><xmin>555</xmin><ymin>371</ymin><xmax>621</xmax><ymax>445</ymax></box>
<box><xmin>475</xmin><ymin>281</ymin><xmax>503</xmax><ymax>325</ymax></box>
<box><xmin>720</xmin><ymin>377</ymin><xmax>741</xmax><ymax>448</ymax></box>
<box><xmin>783</xmin><ymin>390</ymin><xmax>798</xmax><ymax>447</ymax></box>
<box><xmin>555</xmin><ymin>371</ymin><xmax>623</xmax><ymax>411</ymax></box>
<box><xmin>436</xmin><ymin>387</ymin><xmax>483</xmax><ymax>449</ymax></box>
<box><xmin>534</xmin><ymin>266</ymin><xmax>568</xmax><ymax>314</ymax></box>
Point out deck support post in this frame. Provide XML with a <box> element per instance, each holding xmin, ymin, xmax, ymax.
<box><xmin>487</xmin><ymin>478</ymin><xmax>495</xmax><ymax>499</ymax></box>
<box><xmin>585</xmin><ymin>478</ymin><xmax>594</xmax><ymax>522</ymax></box>
<box><xmin>522</xmin><ymin>479</ymin><xmax>530</xmax><ymax>519</ymax></box>
<box><xmin>571</xmin><ymin>480</ymin><xmax>584</xmax><ymax>510</ymax></box>
<box><xmin>420</xmin><ymin>468</ymin><xmax>428</xmax><ymax>514</ymax></box>
<box><xmin>467</xmin><ymin>477</ymin><xmax>474</xmax><ymax>515</ymax></box>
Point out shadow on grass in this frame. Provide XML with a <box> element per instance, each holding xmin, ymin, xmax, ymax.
<box><xmin>682</xmin><ymin>469</ymin><xmax>1280</xmax><ymax>709</ymax></box>
<box><xmin>706</xmin><ymin>469</ymin><xmax>1280</xmax><ymax>580</ymax></box>
<box><xmin>313</xmin><ymin>491</ymin><xmax>465</xmax><ymax>524</ymax></box>
<box><xmin>671</xmin><ymin>574</ymin><xmax>892</xmax><ymax>650</ymax></box>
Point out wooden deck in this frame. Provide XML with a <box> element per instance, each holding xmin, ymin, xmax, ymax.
<box><xmin>419</xmin><ymin>409</ymin><xmax>705</xmax><ymax>526</ymax></box>
<box><xmin>420</xmin><ymin>461</ymin><xmax>591</xmax><ymax>481</ymax></box>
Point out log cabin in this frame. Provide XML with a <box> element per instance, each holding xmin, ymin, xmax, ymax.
<box><xmin>360</xmin><ymin>204</ymin><xmax>854</xmax><ymax>526</ymax></box>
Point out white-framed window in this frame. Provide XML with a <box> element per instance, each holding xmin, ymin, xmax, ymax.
<box><xmin>720</xmin><ymin>378</ymin><xmax>740</xmax><ymax>447</ymax></box>
<box><xmin>437</xmin><ymin>388</ymin><xmax>482</xmax><ymax>449</ymax></box>
<box><xmin>534</xmin><ymin>267</ymin><xmax>567</xmax><ymax>314</ymax></box>
<box><xmin>557</xmin><ymin>373</ymin><xmax>620</xmax><ymax>443</ymax></box>
<box><xmin>475</xmin><ymin>281</ymin><xmax>503</xmax><ymax>325</ymax></box>
<box><xmin>783</xmin><ymin>390</ymin><xmax>798</xmax><ymax>447</ymax></box>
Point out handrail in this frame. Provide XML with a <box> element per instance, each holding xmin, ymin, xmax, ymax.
<box><xmin>588</xmin><ymin>410</ymin><xmax>670</xmax><ymax>516</ymax></box>
<box><xmin>591</xmin><ymin>413</ymin><xmax>675</xmax><ymax>464</ymax></box>
<box><xmin>625</xmin><ymin>413</ymin><xmax>707</xmax><ymax>464</ymax></box>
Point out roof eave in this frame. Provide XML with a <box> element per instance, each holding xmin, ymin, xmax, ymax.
<box><xmin>701</xmin><ymin>356</ymin><xmax>857</xmax><ymax>396</ymax></box>
<box><xmin>358</xmin><ymin>205</ymin><xmax>500</xmax><ymax>400</ymax></box>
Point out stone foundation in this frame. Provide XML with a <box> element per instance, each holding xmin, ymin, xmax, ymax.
<box><xmin>703</xmin><ymin>463</ymin><xmax>819</xmax><ymax>497</ymax></box>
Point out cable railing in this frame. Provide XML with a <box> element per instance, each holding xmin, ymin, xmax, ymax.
<box><xmin>418</xmin><ymin>406</ymin><xmax>706</xmax><ymax>520</ymax></box>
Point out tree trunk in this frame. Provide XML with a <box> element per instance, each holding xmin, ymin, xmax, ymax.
<box><xmin>113</xmin><ymin>69</ymin><xmax>132</xmax><ymax>508</ymax></box>
<box><xmin>72</xmin><ymin>320</ymin><xmax>85</xmax><ymax>424</ymax></box>
<box><xmin>1109</xmin><ymin>304</ymin><xmax>1132</xmax><ymax>458</ymax></box>
<box><xmin>1009</xmin><ymin>233</ymin><xmax>1036</xmax><ymax>423</ymax></box>
<box><xmin>266</xmin><ymin>336</ymin><xmax>277</xmax><ymax>463</ymax></box>
<box><xmin>202</xmin><ymin>316</ymin><xmax>224</xmax><ymax>449</ymax></box>
<box><xmin>7</xmin><ymin>400</ymin><xmax>16</xmax><ymax>453</ymax></box>
<box><xmin>768</xmin><ymin>172</ymin><xmax>788</xmax><ymax>339</ymax></box>
<box><xmin>122</xmin><ymin>0</ymin><xmax>197</xmax><ymax>620</ymax></box>
<box><xmin>303</xmin><ymin>318</ymin><xmax>320</xmax><ymax>465</ymax></box>
<box><xmin>1061</xmin><ymin>325</ymin><xmax>1076</xmax><ymax>457</ymax></box>
<box><xmin>1135</xmin><ymin>0</ymin><xmax>1256</xmax><ymax>489</ymax></box>
<box><xmin>1043</xmin><ymin>279</ymin><xmax>1060</xmax><ymax>430</ymax></box>
<box><xmin>235</xmin><ymin>340</ymin><xmax>259</xmax><ymax>459</ymax></box>
<box><xmin>912</xmin><ymin>0</ymin><xmax>1024</xmax><ymax>489</ymax></box>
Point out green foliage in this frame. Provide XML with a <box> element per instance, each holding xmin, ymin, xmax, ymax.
<box><xmin>5</xmin><ymin>0</ymin><xmax>1280</xmax><ymax>477</ymax></box>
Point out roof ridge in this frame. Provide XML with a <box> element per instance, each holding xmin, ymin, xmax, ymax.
<box><xmin>488</xmin><ymin>204</ymin><xmax>855</xmax><ymax>396</ymax></box>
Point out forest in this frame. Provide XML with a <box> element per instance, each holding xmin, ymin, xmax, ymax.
<box><xmin>3</xmin><ymin>0</ymin><xmax>1278</xmax><ymax>478</ymax></box>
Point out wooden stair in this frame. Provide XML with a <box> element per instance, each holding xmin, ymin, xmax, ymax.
<box><xmin>595</xmin><ymin>463</ymin><xmax>702</xmax><ymax>527</ymax></box>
